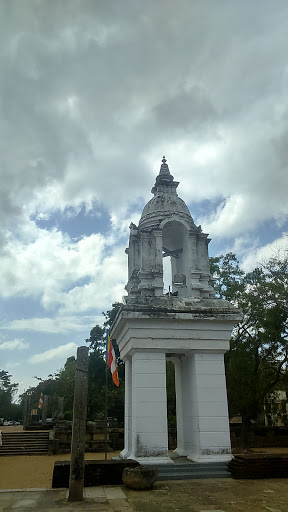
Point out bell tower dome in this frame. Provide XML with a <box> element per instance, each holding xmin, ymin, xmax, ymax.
<box><xmin>125</xmin><ymin>157</ymin><xmax>214</xmax><ymax>300</ymax></box>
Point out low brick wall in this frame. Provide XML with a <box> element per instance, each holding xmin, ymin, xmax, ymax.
<box><xmin>49</xmin><ymin>420</ymin><xmax>116</xmax><ymax>454</ymax></box>
<box><xmin>228</xmin><ymin>454</ymin><xmax>288</xmax><ymax>479</ymax></box>
<box><xmin>230</xmin><ymin>426</ymin><xmax>288</xmax><ymax>449</ymax></box>
<box><xmin>49</xmin><ymin>423</ymin><xmax>288</xmax><ymax>454</ymax></box>
<box><xmin>167</xmin><ymin>426</ymin><xmax>288</xmax><ymax>450</ymax></box>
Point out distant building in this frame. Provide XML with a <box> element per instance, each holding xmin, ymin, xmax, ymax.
<box><xmin>264</xmin><ymin>390</ymin><xmax>288</xmax><ymax>427</ymax></box>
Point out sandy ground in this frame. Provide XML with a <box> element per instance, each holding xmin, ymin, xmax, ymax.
<box><xmin>0</xmin><ymin>451</ymin><xmax>121</xmax><ymax>490</ymax></box>
<box><xmin>0</xmin><ymin>426</ymin><xmax>25</xmax><ymax>433</ymax></box>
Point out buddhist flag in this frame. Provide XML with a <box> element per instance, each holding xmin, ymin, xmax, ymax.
<box><xmin>38</xmin><ymin>393</ymin><xmax>43</xmax><ymax>409</ymax></box>
<box><xmin>107</xmin><ymin>334</ymin><xmax>119</xmax><ymax>387</ymax></box>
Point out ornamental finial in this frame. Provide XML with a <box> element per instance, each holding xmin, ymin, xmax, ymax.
<box><xmin>159</xmin><ymin>155</ymin><xmax>170</xmax><ymax>176</ymax></box>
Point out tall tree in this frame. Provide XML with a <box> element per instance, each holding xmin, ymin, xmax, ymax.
<box><xmin>212</xmin><ymin>252</ymin><xmax>288</xmax><ymax>445</ymax></box>
<box><xmin>0</xmin><ymin>370</ymin><xmax>19</xmax><ymax>419</ymax></box>
<box><xmin>86</xmin><ymin>302</ymin><xmax>124</xmax><ymax>422</ymax></box>
<box><xmin>210</xmin><ymin>251</ymin><xmax>245</xmax><ymax>302</ymax></box>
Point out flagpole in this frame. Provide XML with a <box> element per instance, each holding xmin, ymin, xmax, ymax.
<box><xmin>104</xmin><ymin>333</ymin><xmax>109</xmax><ymax>462</ymax></box>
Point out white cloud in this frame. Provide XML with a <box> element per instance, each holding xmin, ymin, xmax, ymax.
<box><xmin>241</xmin><ymin>234</ymin><xmax>288</xmax><ymax>272</ymax></box>
<box><xmin>4</xmin><ymin>361</ymin><xmax>21</xmax><ymax>369</ymax></box>
<box><xmin>2</xmin><ymin>315</ymin><xmax>103</xmax><ymax>334</ymax></box>
<box><xmin>0</xmin><ymin>338</ymin><xmax>29</xmax><ymax>351</ymax></box>
<box><xmin>29</xmin><ymin>342</ymin><xmax>78</xmax><ymax>364</ymax></box>
<box><xmin>0</xmin><ymin>1</ymin><xmax>287</xmax><ymax>239</ymax></box>
<box><xmin>0</xmin><ymin>221</ymin><xmax>127</xmax><ymax>314</ymax></box>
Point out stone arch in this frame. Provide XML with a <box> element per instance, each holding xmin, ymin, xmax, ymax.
<box><xmin>162</xmin><ymin>220</ymin><xmax>190</xmax><ymax>296</ymax></box>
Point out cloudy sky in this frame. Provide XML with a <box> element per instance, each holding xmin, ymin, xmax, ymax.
<box><xmin>1</xmin><ymin>1</ymin><xmax>288</xmax><ymax>397</ymax></box>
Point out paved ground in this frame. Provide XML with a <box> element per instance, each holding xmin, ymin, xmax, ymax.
<box><xmin>1</xmin><ymin>479</ymin><xmax>288</xmax><ymax>512</ymax></box>
<box><xmin>0</xmin><ymin>486</ymin><xmax>130</xmax><ymax>512</ymax></box>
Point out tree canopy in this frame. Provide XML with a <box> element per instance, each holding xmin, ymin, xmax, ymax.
<box><xmin>211</xmin><ymin>251</ymin><xmax>288</xmax><ymax>443</ymax></box>
<box><xmin>18</xmin><ymin>302</ymin><xmax>124</xmax><ymax>424</ymax></box>
<box><xmin>0</xmin><ymin>370</ymin><xmax>21</xmax><ymax>420</ymax></box>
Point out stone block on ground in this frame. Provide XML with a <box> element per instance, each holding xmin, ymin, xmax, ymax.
<box><xmin>122</xmin><ymin>465</ymin><xmax>158</xmax><ymax>490</ymax></box>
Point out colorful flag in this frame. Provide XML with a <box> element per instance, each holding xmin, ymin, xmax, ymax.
<box><xmin>38</xmin><ymin>393</ymin><xmax>43</xmax><ymax>409</ymax></box>
<box><xmin>107</xmin><ymin>334</ymin><xmax>119</xmax><ymax>387</ymax></box>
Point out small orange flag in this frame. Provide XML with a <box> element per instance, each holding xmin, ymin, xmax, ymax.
<box><xmin>107</xmin><ymin>334</ymin><xmax>119</xmax><ymax>387</ymax></box>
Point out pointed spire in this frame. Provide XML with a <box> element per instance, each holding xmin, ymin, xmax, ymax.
<box><xmin>159</xmin><ymin>156</ymin><xmax>170</xmax><ymax>177</ymax></box>
<box><xmin>151</xmin><ymin>156</ymin><xmax>179</xmax><ymax>195</ymax></box>
<box><xmin>157</xmin><ymin>155</ymin><xmax>173</xmax><ymax>183</ymax></box>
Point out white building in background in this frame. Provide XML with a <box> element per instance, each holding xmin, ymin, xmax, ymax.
<box><xmin>111</xmin><ymin>157</ymin><xmax>241</xmax><ymax>464</ymax></box>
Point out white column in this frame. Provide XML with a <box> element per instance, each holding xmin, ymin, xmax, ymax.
<box><xmin>186</xmin><ymin>352</ymin><xmax>232</xmax><ymax>463</ymax></box>
<box><xmin>129</xmin><ymin>351</ymin><xmax>172</xmax><ymax>464</ymax></box>
<box><xmin>180</xmin><ymin>355</ymin><xmax>200</xmax><ymax>456</ymax></box>
<box><xmin>172</xmin><ymin>357</ymin><xmax>185</xmax><ymax>456</ymax></box>
<box><xmin>120</xmin><ymin>357</ymin><xmax>132</xmax><ymax>459</ymax></box>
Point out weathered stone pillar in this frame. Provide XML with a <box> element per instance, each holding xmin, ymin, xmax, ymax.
<box><xmin>68</xmin><ymin>346</ymin><xmax>89</xmax><ymax>501</ymax></box>
<box><xmin>42</xmin><ymin>395</ymin><xmax>48</xmax><ymax>426</ymax></box>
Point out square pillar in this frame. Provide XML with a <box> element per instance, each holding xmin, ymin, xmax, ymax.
<box><xmin>128</xmin><ymin>351</ymin><xmax>172</xmax><ymax>464</ymax></box>
<box><xmin>120</xmin><ymin>357</ymin><xmax>132</xmax><ymax>459</ymax></box>
<box><xmin>175</xmin><ymin>355</ymin><xmax>200</xmax><ymax>456</ymax></box>
<box><xmin>186</xmin><ymin>352</ymin><xmax>232</xmax><ymax>463</ymax></box>
<box><xmin>172</xmin><ymin>356</ymin><xmax>186</xmax><ymax>456</ymax></box>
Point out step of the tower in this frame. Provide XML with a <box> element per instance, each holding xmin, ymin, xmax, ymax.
<box><xmin>156</xmin><ymin>462</ymin><xmax>231</xmax><ymax>480</ymax></box>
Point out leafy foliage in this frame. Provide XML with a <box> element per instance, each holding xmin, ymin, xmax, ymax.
<box><xmin>212</xmin><ymin>252</ymin><xmax>288</xmax><ymax>443</ymax></box>
<box><xmin>0</xmin><ymin>370</ymin><xmax>20</xmax><ymax>419</ymax></box>
<box><xmin>17</xmin><ymin>302</ymin><xmax>124</xmax><ymax>424</ymax></box>
<box><xmin>86</xmin><ymin>302</ymin><xmax>124</xmax><ymax>422</ymax></box>
<box><xmin>210</xmin><ymin>252</ymin><xmax>245</xmax><ymax>302</ymax></box>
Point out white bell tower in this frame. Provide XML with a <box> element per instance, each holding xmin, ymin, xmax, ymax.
<box><xmin>111</xmin><ymin>157</ymin><xmax>241</xmax><ymax>464</ymax></box>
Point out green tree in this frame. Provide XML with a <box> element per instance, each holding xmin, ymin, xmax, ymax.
<box><xmin>0</xmin><ymin>370</ymin><xmax>19</xmax><ymax>419</ymax></box>
<box><xmin>86</xmin><ymin>302</ymin><xmax>124</xmax><ymax>423</ymax></box>
<box><xmin>210</xmin><ymin>251</ymin><xmax>245</xmax><ymax>302</ymax></box>
<box><xmin>86</xmin><ymin>302</ymin><xmax>122</xmax><ymax>353</ymax></box>
<box><xmin>22</xmin><ymin>357</ymin><xmax>77</xmax><ymax>421</ymax></box>
<box><xmin>212</xmin><ymin>252</ymin><xmax>288</xmax><ymax>445</ymax></box>
<box><xmin>166</xmin><ymin>361</ymin><xmax>176</xmax><ymax>429</ymax></box>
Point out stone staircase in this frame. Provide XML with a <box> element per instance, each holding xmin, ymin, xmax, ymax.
<box><xmin>0</xmin><ymin>431</ymin><xmax>49</xmax><ymax>455</ymax></box>
<box><xmin>157</xmin><ymin>460</ymin><xmax>231</xmax><ymax>480</ymax></box>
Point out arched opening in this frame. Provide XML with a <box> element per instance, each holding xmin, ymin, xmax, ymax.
<box><xmin>163</xmin><ymin>255</ymin><xmax>172</xmax><ymax>293</ymax></box>
<box><xmin>162</xmin><ymin>220</ymin><xmax>189</xmax><ymax>296</ymax></box>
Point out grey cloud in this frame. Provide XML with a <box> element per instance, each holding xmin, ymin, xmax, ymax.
<box><xmin>0</xmin><ymin>0</ymin><xmax>287</xmax><ymax>237</ymax></box>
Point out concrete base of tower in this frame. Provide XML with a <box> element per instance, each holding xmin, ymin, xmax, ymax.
<box><xmin>128</xmin><ymin>455</ymin><xmax>174</xmax><ymax>465</ymax></box>
<box><xmin>187</xmin><ymin>452</ymin><xmax>232</xmax><ymax>463</ymax></box>
<box><xmin>173</xmin><ymin>448</ymin><xmax>187</xmax><ymax>457</ymax></box>
<box><xmin>119</xmin><ymin>448</ymin><xmax>131</xmax><ymax>459</ymax></box>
